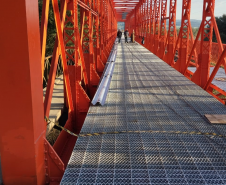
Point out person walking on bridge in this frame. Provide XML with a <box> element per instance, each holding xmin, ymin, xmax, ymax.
<box><xmin>124</xmin><ymin>29</ymin><xmax>129</xmax><ymax>43</ymax></box>
<box><xmin>117</xmin><ymin>29</ymin><xmax>122</xmax><ymax>43</ymax></box>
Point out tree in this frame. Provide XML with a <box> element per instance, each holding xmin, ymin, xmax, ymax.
<box><xmin>38</xmin><ymin>0</ymin><xmax>60</xmax><ymax>56</ymax></box>
<box><xmin>192</xmin><ymin>27</ymin><xmax>199</xmax><ymax>38</ymax></box>
<box><xmin>213</xmin><ymin>14</ymin><xmax>226</xmax><ymax>44</ymax></box>
<box><xmin>39</xmin><ymin>0</ymin><xmax>81</xmax><ymax>56</ymax></box>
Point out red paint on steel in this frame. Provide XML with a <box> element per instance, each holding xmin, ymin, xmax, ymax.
<box><xmin>0</xmin><ymin>0</ymin><xmax>116</xmax><ymax>183</ymax></box>
<box><xmin>191</xmin><ymin>0</ymin><xmax>215</xmax><ymax>87</ymax></box>
<box><xmin>164</xmin><ymin>0</ymin><xmax>177</xmax><ymax>65</ymax></box>
<box><xmin>0</xmin><ymin>0</ymin><xmax>46</xmax><ymax>184</ymax></box>
<box><xmin>173</xmin><ymin>0</ymin><xmax>191</xmax><ymax>73</ymax></box>
<box><xmin>125</xmin><ymin>0</ymin><xmax>226</xmax><ymax>104</ymax></box>
<box><xmin>2</xmin><ymin>0</ymin><xmax>226</xmax><ymax>184</ymax></box>
<box><xmin>158</xmin><ymin>0</ymin><xmax>167</xmax><ymax>59</ymax></box>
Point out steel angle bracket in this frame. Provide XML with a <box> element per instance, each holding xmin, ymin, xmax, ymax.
<box><xmin>92</xmin><ymin>40</ymin><xmax>118</xmax><ymax>105</ymax></box>
<box><xmin>97</xmin><ymin>62</ymin><xmax>116</xmax><ymax>105</ymax></box>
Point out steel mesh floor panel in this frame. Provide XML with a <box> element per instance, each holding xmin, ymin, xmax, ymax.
<box><xmin>61</xmin><ymin>41</ymin><xmax>226</xmax><ymax>185</ymax></box>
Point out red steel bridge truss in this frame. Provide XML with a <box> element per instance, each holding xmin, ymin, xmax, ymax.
<box><xmin>0</xmin><ymin>0</ymin><xmax>226</xmax><ymax>184</ymax></box>
<box><xmin>0</xmin><ymin>0</ymin><xmax>116</xmax><ymax>184</ymax></box>
<box><xmin>125</xmin><ymin>0</ymin><xmax>226</xmax><ymax>104</ymax></box>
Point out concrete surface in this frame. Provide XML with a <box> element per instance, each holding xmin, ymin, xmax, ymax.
<box><xmin>43</xmin><ymin>75</ymin><xmax>64</xmax><ymax>135</ymax></box>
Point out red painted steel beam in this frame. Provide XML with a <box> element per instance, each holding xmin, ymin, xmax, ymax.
<box><xmin>164</xmin><ymin>0</ymin><xmax>177</xmax><ymax>65</ymax></box>
<box><xmin>77</xmin><ymin>0</ymin><xmax>98</xmax><ymax>16</ymax></box>
<box><xmin>52</xmin><ymin>0</ymin><xmax>74</xmax><ymax>113</ymax></box>
<box><xmin>125</xmin><ymin>0</ymin><xmax>225</xmax><ymax>104</ymax></box>
<box><xmin>153</xmin><ymin>0</ymin><xmax>161</xmax><ymax>54</ymax></box>
<box><xmin>0</xmin><ymin>0</ymin><xmax>117</xmax><ymax>183</ymax></box>
<box><xmin>183</xmin><ymin>20</ymin><xmax>204</xmax><ymax>74</ymax></box>
<box><xmin>157</xmin><ymin>0</ymin><xmax>167</xmax><ymax>59</ymax></box>
<box><xmin>44</xmin><ymin>0</ymin><xmax>68</xmax><ymax>121</ymax></box>
<box><xmin>209</xmin><ymin>7</ymin><xmax>226</xmax><ymax>71</ymax></box>
<box><xmin>0</xmin><ymin>0</ymin><xmax>46</xmax><ymax>184</ymax></box>
<box><xmin>173</xmin><ymin>0</ymin><xmax>191</xmax><ymax>73</ymax></box>
<box><xmin>115</xmin><ymin>4</ymin><xmax>136</xmax><ymax>6</ymax></box>
<box><xmin>149</xmin><ymin>0</ymin><xmax>155</xmax><ymax>51</ymax></box>
<box><xmin>40</xmin><ymin>0</ymin><xmax>50</xmax><ymax>79</ymax></box>
<box><xmin>191</xmin><ymin>0</ymin><xmax>215</xmax><ymax>87</ymax></box>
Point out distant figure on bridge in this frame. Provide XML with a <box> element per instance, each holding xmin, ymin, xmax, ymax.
<box><xmin>141</xmin><ymin>36</ymin><xmax>145</xmax><ymax>45</ymax></box>
<box><xmin>124</xmin><ymin>29</ymin><xmax>129</xmax><ymax>43</ymax></box>
<box><xmin>117</xmin><ymin>29</ymin><xmax>122</xmax><ymax>43</ymax></box>
<box><xmin>131</xmin><ymin>30</ymin><xmax>135</xmax><ymax>43</ymax></box>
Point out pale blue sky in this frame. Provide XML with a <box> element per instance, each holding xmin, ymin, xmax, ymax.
<box><xmin>175</xmin><ymin>0</ymin><xmax>226</xmax><ymax>20</ymax></box>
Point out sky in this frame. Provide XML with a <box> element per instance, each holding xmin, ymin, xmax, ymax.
<box><xmin>117</xmin><ymin>0</ymin><xmax>226</xmax><ymax>23</ymax></box>
<box><xmin>175</xmin><ymin>0</ymin><xmax>226</xmax><ymax>20</ymax></box>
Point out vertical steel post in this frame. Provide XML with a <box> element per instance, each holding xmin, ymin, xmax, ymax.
<box><xmin>173</xmin><ymin>0</ymin><xmax>191</xmax><ymax>73</ymax></box>
<box><xmin>141</xmin><ymin>0</ymin><xmax>145</xmax><ymax>38</ymax></box>
<box><xmin>153</xmin><ymin>0</ymin><xmax>161</xmax><ymax>54</ymax></box>
<box><xmin>73</xmin><ymin>0</ymin><xmax>90</xmax><ymax>129</ymax></box>
<box><xmin>165</xmin><ymin>0</ymin><xmax>177</xmax><ymax>64</ymax></box>
<box><xmin>191</xmin><ymin>0</ymin><xmax>215</xmax><ymax>87</ymax></box>
<box><xmin>149</xmin><ymin>0</ymin><xmax>155</xmax><ymax>51</ymax></box>
<box><xmin>44</xmin><ymin>0</ymin><xmax>67</xmax><ymax>121</ymax></box>
<box><xmin>40</xmin><ymin>0</ymin><xmax>50</xmax><ymax>79</ymax></box>
<box><xmin>158</xmin><ymin>0</ymin><xmax>167</xmax><ymax>59</ymax></box>
<box><xmin>135</xmin><ymin>7</ymin><xmax>137</xmax><ymax>37</ymax></box>
<box><xmin>96</xmin><ymin>0</ymin><xmax>105</xmax><ymax>74</ymax></box>
<box><xmin>0</xmin><ymin>1</ymin><xmax>46</xmax><ymax>184</ymax></box>
<box><xmin>144</xmin><ymin>0</ymin><xmax>149</xmax><ymax>48</ymax></box>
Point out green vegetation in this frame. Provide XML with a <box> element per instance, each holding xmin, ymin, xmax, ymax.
<box><xmin>38</xmin><ymin>0</ymin><xmax>59</xmax><ymax>56</ymax></box>
<box><xmin>176</xmin><ymin>27</ymin><xmax>199</xmax><ymax>39</ymax></box>
<box><xmin>213</xmin><ymin>89</ymin><xmax>226</xmax><ymax>100</ymax></box>
<box><xmin>39</xmin><ymin>0</ymin><xmax>82</xmax><ymax>57</ymax></box>
<box><xmin>39</xmin><ymin>1</ymin><xmax>226</xmax><ymax>56</ymax></box>
<box><xmin>192</xmin><ymin>27</ymin><xmax>199</xmax><ymax>38</ymax></box>
<box><xmin>213</xmin><ymin>14</ymin><xmax>226</xmax><ymax>44</ymax></box>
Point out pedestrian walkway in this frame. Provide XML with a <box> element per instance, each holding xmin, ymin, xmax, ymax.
<box><xmin>61</xmin><ymin>41</ymin><xmax>226</xmax><ymax>185</ymax></box>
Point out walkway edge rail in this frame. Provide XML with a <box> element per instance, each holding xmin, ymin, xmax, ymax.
<box><xmin>92</xmin><ymin>40</ymin><xmax>118</xmax><ymax>105</ymax></box>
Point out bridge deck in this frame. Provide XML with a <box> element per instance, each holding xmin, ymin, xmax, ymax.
<box><xmin>61</xmin><ymin>42</ymin><xmax>226</xmax><ymax>185</ymax></box>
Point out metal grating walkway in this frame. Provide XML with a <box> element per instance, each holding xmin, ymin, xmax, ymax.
<box><xmin>61</xmin><ymin>41</ymin><xmax>226</xmax><ymax>185</ymax></box>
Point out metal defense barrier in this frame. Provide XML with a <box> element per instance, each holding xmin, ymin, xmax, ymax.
<box><xmin>92</xmin><ymin>40</ymin><xmax>118</xmax><ymax>105</ymax></box>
